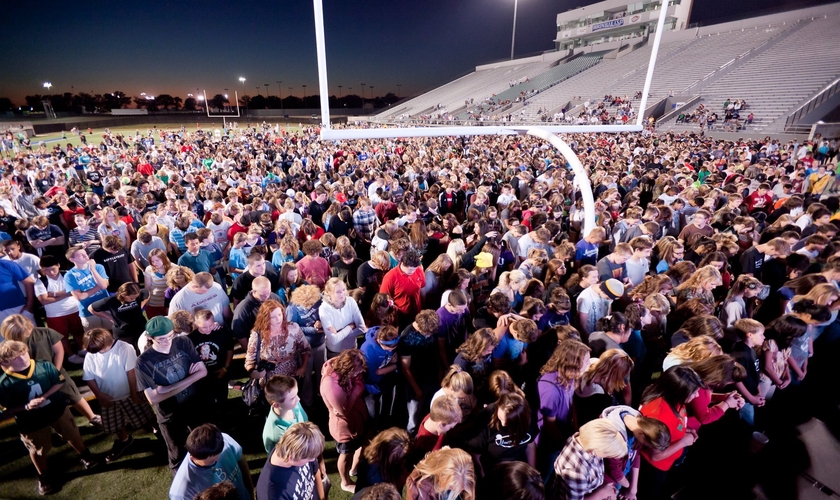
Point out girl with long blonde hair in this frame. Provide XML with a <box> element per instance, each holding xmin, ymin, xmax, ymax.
<box><xmin>675</xmin><ymin>265</ymin><xmax>722</xmax><ymax>307</ymax></box>
<box><xmin>663</xmin><ymin>335</ymin><xmax>722</xmax><ymax>370</ymax></box>
<box><xmin>406</xmin><ymin>447</ymin><xmax>476</xmax><ymax>500</ymax></box>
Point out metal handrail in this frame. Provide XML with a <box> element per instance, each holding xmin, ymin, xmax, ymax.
<box><xmin>784</xmin><ymin>77</ymin><xmax>840</xmax><ymax>129</ymax></box>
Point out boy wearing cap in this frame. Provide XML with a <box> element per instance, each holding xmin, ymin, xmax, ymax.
<box><xmin>577</xmin><ymin>278</ymin><xmax>624</xmax><ymax>341</ymax></box>
<box><xmin>136</xmin><ymin>316</ymin><xmax>208</xmax><ymax>472</ymax></box>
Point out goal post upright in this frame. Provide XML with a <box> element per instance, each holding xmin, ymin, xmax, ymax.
<box><xmin>311</xmin><ymin>0</ymin><xmax>666</xmax><ymax>238</ymax></box>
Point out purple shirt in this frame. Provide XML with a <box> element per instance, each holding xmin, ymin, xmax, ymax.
<box><xmin>537</xmin><ymin>371</ymin><xmax>574</xmax><ymax>447</ymax></box>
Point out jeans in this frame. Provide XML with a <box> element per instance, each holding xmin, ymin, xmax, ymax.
<box><xmin>739</xmin><ymin>402</ymin><xmax>755</xmax><ymax>427</ymax></box>
<box><xmin>300</xmin><ymin>343</ymin><xmax>326</xmax><ymax>408</ymax></box>
<box><xmin>405</xmin><ymin>381</ymin><xmax>437</xmax><ymax>435</ymax></box>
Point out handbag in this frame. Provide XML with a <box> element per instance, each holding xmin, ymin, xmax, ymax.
<box><xmin>242</xmin><ymin>333</ymin><xmax>264</xmax><ymax>407</ymax></box>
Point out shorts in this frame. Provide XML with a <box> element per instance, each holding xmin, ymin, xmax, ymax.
<box><xmin>100</xmin><ymin>398</ymin><xmax>155</xmax><ymax>435</ymax></box>
<box><xmin>20</xmin><ymin>408</ymin><xmax>81</xmax><ymax>456</ymax></box>
<box><xmin>335</xmin><ymin>435</ymin><xmax>364</xmax><ymax>455</ymax></box>
<box><xmin>81</xmin><ymin>315</ymin><xmax>114</xmax><ymax>331</ymax></box>
<box><xmin>59</xmin><ymin>369</ymin><xmax>83</xmax><ymax>404</ymax></box>
<box><xmin>46</xmin><ymin>313</ymin><xmax>85</xmax><ymax>340</ymax></box>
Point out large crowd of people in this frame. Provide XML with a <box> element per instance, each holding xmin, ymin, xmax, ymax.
<box><xmin>1</xmin><ymin>123</ymin><xmax>840</xmax><ymax>500</ymax></box>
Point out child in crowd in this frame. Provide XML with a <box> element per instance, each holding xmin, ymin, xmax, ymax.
<box><xmin>730</xmin><ymin>318</ymin><xmax>766</xmax><ymax>426</ymax></box>
<box><xmin>0</xmin><ymin>340</ymin><xmax>99</xmax><ymax>494</ymax></box>
<box><xmin>263</xmin><ymin>374</ymin><xmax>309</xmax><ymax>454</ymax></box>
<box><xmin>82</xmin><ymin>328</ymin><xmax>155</xmax><ymax>463</ymax></box>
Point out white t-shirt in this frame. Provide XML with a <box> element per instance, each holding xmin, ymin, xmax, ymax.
<box><xmin>82</xmin><ymin>340</ymin><xmax>137</xmax><ymax>400</ymax></box>
<box><xmin>4</xmin><ymin>253</ymin><xmax>41</xmax><ymax>279</ymax></box>
<box><xmin>207</xmin><ymin>220</ymin><xmax>232</xmax><ymax>247</ymax></box>
<box><xmin>34</xmin><ymin>275</ymin><xmax>81</xmax><ymax>317</ymax></box>
<box><xmin>168</xmin><ymin>283</ymin><xmax>231</xmax><ymax>324</ymax></box>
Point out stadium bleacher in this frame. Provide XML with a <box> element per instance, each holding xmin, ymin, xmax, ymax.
<box><xmin>373</xmin><ymin>6</ymin><xmax>840</xmax><ymax>132</ymax></box>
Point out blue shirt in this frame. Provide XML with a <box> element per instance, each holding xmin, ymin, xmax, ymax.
<box><xmin>178</xmin><ymin>250</ymin><xmax>213</xmax><ymax>274</ymax></box>
<box><xmin>492</xmin><ymin>332</ymin><xmax>527</xmax><ymax>362</ymax></box>
<box><xmin>360</xmin><ymin>327</ymin><xmax>398</xmax><ymax>394</ymax></box>
<box><xmin>229</xmin><ymin>248</ymin><xmax>247</xmax><ymax>280</ymax></box>
<box><xmin>0</xmin><ymin>260</ymin><xmax>29</xmax><ymax>313</ymax></box>
<box><xmin>64</xmin><ymin>264</ymin><xmax>110</xmax><ymax>317</ymax></box>
<box><xmin>170</xmin><ymin>433</ymin><xmax>249</xmax><ymax>500</ymax></box>
<box><xmin>575</xmin><ymin>240</ymin><xmax>599</xmax><ymax>267</ymax></box>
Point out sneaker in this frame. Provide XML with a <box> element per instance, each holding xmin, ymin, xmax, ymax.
<box><xmin>37</xmin><ymin>475</ymin><xmax>54</xmax><ymax>496</ymax></box>
<box><xmin>89</xmin><ymin>414</ymin><xmax>103</xmax><ymax>429</ymax></box>
<box><xmin>106</xmin><ymin>436</ymin><xmax>134</xmax><ymax>463</ymax></box>
<box><xmin>67</xmin><ymin>354</ymin><xmax>85</xmax><ymax>365</ymax></box>
<box><xmin>79</xmin><ymin>452</ymin><xmax>101</xmax><ymax>470</ymax></box>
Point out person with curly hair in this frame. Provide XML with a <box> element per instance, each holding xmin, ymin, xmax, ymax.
<box><xmin>320</xmin><ymin>349</ymin><xmax>368</xmax><ymax>492</ymax></box>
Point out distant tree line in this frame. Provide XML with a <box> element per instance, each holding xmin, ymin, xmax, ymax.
<box><xmin>0</xmin><ymin>91</ymin><xmax>403</xmax><ymax>114</ymax></box>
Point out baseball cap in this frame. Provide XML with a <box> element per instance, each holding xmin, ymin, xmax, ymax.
<box><xmin>145</xmin><ymin>316</ymin><xmax>174</xmax><ymax>338</ymax></box>
<box><xmin>475</xmin><ymin>252</ymin><xmax>494</xmax><ymax>269</ymax></box>
<box><xmin>600</xmin><ymin>279</ymin><xmax>625</xmax><ymax>300</ymax></box>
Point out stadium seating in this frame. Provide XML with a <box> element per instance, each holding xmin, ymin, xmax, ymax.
<box><xmin>373</xmin><ymin>7</ymin><xmax>840</xmax><ymax>131</ymax></box>
<box><xmin>456</xmin><ymin>52</ymin><xmax>609</xmax><ymax>120</ymax></box>
<box><xmin>661</xmin><ymin>14</ymin><xmax>840</xmax><ymax>131</ymax></box>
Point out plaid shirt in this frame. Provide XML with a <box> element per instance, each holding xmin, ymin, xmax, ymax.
<box><xmin>352</xmin><ymin>207</ymin><xmax>379</xmax><ymax>242</ymax></box>
<box><xmin>553</xmin><ymin>435</ymin><xmax>605</xmax><ymax>500</ymax></box>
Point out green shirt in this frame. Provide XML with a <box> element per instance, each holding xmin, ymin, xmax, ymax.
<box><xmin>262</xmin><ymin>402</ymin><xmax>308</xmax><ymax>453</ymax></box>
<box><xmin>0</xmin><ymin>360</ymin><xmax>66</xmax><ymax>433</ymax></box>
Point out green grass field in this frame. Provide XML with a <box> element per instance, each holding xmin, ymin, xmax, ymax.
<box><xmin>24</xmin><ymin>122</ymin><xmax>302</xmax><ymax>151</ymax></box>
<box><xmin>0</xmin><ymin>365</ymin><xmax>354</xmax><ymax>500</ymax></box>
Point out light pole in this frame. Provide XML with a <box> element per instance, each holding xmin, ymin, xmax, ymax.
<box><xmin>511</xmin><ymin>0</ymin><xmax>519</xmax><ymax>60</ymax></box>
<box><xmin>256</xmin><ymin>86</ymin><xmax>261</xmax><ymax>96</ymax></box>
<box><xmin>338</xmin><ymin>85</ymin><xmax>343</xmax><ymax>99</ymax></box>
<box><xmin>369</xmin><ymin>86</ymin><xmax>374</xmax><ymax>106</ymax></box>
<box><xmin>43</xmin><ymin>82</ymin><xmax>52</xmax><ymax>93</ymax></box>
<box><xmin>360</xmin><ymin>82</ymin><xmax>366</xmax><ymax>106</ymax></box>
<box><xmin>302</xmin><ymin>85</ymin><xmax>307</xmax><ymax>101</ymax></box>
<box><xmin>239</xmin><ymin>77</ymin><xmax>247</xmax><ymax>115</ymax></box>
<box><xmin>277</xmin><ymin>81</ymin><xmax>283</xmax><ymax>110</ymax></box>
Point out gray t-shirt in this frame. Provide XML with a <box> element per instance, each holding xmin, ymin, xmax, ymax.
<box><xmin>168</xmin><ymin>283</ymin><xmax>230</xmax><ymax>324</ymax></box>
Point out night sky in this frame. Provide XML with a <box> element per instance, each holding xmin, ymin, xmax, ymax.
<box><xmin>0</xmin><ymin>0</ymin><xmax>835</xmax><ymax>105</ymax></box>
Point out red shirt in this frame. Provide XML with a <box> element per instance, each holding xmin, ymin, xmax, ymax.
<box><xmin>138</xmin><ymin>163</ymin><xmax>154</xmax><ymax>176</ymax></box>
<box><xmin>415</xmin><ymin>415</ymin><xmax>445</xmax><ymax>455</ymax></box>
<box><xmin>227</xmin><ymin>222</ymin><xmax>247</xmax><ymax>243</ymax></box>
<box><xmin>640</xmin><ymin>397</ymin><xmax>687</xmax><ymax>471</ymax></box>
<box><xmin>746</xmin><ymin>191</ymin><xmax>772</xmax><ymax>212</ymax></box>
<box><xmin>380</xmin><ymin>266</ymin><xmax>426</xmax><ymax>319</ymax></box>
<box><xmin>687</xmin><ymin>386</ymin><xmax>726</xmax><ymax>431</ymax></box>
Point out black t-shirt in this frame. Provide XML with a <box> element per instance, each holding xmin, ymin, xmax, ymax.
<box><xmin>255</xmin><ymin>457</ymin><xmax>318</xmax><ymax>500</ymax></box>
<box><xmin>356</xmin><ymin>262</ymin><xmax>384</xmax><ymax>310</ymax></box>
<box><xmin>188</xmin><ymin>326</ymin><xmax>234</xmax><ymax>372</ymax></box>
<box><xmin>135</xmin><ymin>336</ymin><xmax>201</xmax><ymax>422</ymax></box>
<box><xmin>86</xmin><ymin>170</ymin><xmax>103</xmax><ymax>187</ymax></box>
<box><xmin>92</xmin><ymin>248</ymin><xmax>135</xmax><ymax>293</ymax></box>
<box><xmin>90</xmin><ymin>290</ymin><xmax>149</xmax><ymax>341</ymax></box>
<box><xmin>739</xmin><ymin>247</ymin><xmax>764</xmax><ymax>279</ymax></box>
<box><xmin>466</xmin><ymin>403</ymin><xmax>537</xmax><ymax>470</ymax></box>
<box><xmin>730</xmin><ymin>341</ymin><xmax>760</xmax><ymax>394</ymax></box>
<box><xmin>230</xmin><ymin>268</ymin><xmax>280</xmax><ymax>303</ymax></box>
<box><xmin>397</xmin><ymin>324</ymin><xmax>438</xmax><ymax>385</ymax></box>
<box><xmin>308</xmin><ymin>200</ymin><xmax>330</xmax><ymax>228</ymax></box>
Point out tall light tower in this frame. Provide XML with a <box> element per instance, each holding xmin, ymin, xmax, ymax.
<box><xmin>239</xmin><ymin>77</ymin><xmax>247</xmax><ymax>115</ymax></box>
<box><xmin>277</xmin><ymin>80</ymin><xmax>283</xmax><ymax>110</ymax></box>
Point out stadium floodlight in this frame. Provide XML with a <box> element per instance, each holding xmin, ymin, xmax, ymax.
<box><xmin>311</xmin><ymin>0</ymin><xmax>669</xmax><ymax>236</ymax></box>
<box><xmin>43</xmin><ymin>82</ymin><xmax>52</xmax><ymax>91</ymax></box>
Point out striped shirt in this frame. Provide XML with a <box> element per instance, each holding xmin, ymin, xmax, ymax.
<box><xmin>352</xmin><ymin>208</ymin><xmax>379</xmax><ymax>242</ymax></box>
<box><xmin>69</xmin><ymin>228</ymin><xmax>101</xmax><ymax>255</ymax></box>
